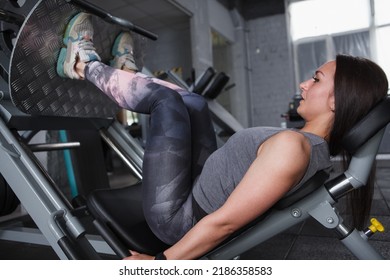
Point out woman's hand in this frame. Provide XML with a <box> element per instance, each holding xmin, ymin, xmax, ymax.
<box><xmin>123</xmin><ymin>250</ymin><xmax>155</xmax><ymax>260</ymax></box>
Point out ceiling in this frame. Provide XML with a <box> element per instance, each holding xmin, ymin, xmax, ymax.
<box><xmin>88</xmin><ymin>0</ymin><xmax>284</xmax><ymax>41</ymax></box>
<box><xmin>87</xmin><ymin>0</ymin><xmax>285</xmax><ymax>35</ymax></box>
<box><xmin>217</xmin><ymin>0</ymin><xmax>286</xmax><ymax>19</ymax></box>
<box><xmin>90</xmin><ymin>0</ymin><xmax>189</xmax><ymax>34</ymax></box>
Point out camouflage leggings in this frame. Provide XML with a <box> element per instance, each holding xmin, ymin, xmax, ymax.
<box><xmin>85</xmin><ymin>61</ymin><xmax>217</xmax><ymax>244</ymax></box>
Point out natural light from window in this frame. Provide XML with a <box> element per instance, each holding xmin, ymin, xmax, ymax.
<box><xmin>375</xmin><ymin>0</ymin><xmax>390</xmax><ymax>26</ymax></box>
<box><xmin>290</xmin><ymin>0</ymin><xmax>390</xmax><ymax>87</ymax></box>
<box><xmin>290</xmin><ymin>0</ymin><xmax>370</xmax><ymax>41</ymax></box>
<box><xmin>375</xmin><ymin>0</ymin><xmax>390</xmax><ymax>85</ymax></box>
<box><xmin>376</xmin><ymin>27</ymin><xmax>390</xmax><ymax>83</ymax></box>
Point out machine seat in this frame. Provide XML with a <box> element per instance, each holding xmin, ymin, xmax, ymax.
<box><xmin>86</xmin><ymin>169</ymin><xmax>329</xmax><ymax>255</ymax></box>
<box><xmin>86</xmin><ymin>183</ymin><xmax>169</xmax><ymax>255</ymax></box>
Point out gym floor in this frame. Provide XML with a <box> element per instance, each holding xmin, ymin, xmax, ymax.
<box><xmin>0</xmin><ymin>159</ymin><xmax>389</xmax><ymax>260</ymax></box>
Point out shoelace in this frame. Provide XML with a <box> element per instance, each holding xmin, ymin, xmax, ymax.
<box><xmin>123</xmin><ymin>53</ymin><xmax>136</xmax><ymax>64</ymax></box>
<box><xmin>120</xmin><ymin>47</ymin><xmax>135</xmax><ymax>64</ymax></box>
<box><xmin>78</xmin><ymin>38</ymin><xmax>96</xmax><ymax>52</ymax></box>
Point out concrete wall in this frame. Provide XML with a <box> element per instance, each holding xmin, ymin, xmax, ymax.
<box><xmin>171</xmin><ymin>0</ymin><xmax>252</xmax><ymax>127</ymax></box>
<box><xmin>142</xmin><ymin>21</ymin><xmax>193</xmax><ymax>81</ymax></box>
<box><xmin>228</xmin><ymin>10</ymin><xmax>251</xmax><ymax>128</ymax></box>
<box><xmin>144</xmin><ymin>0</ymin><xmax>296</xmax><ymax>128</ymax></box>
<box><xmin>245</xmin><ymin>14</ymin><xmax>294</xmax><ymax>127</ymax></box>
<box><xmin>171</xmin><ymin>0</ymin><xmax>294</xmax><ymax>128</ymax></box>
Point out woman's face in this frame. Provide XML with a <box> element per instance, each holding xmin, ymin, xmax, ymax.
<box><xmin>297</xmin><ymin>60</ymin><xmax>336</xmax><ymax>122</ymax></box>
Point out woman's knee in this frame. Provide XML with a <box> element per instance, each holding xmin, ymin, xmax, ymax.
<box><xmin>145</xmin><ymin>208</ymin><xmax>194</xmax><ymax>245</ymax></box>
<box><xmin>182</xmin><ymin>93</ymin><xmax>208</xmax><ymax>112</ymax></box>
<box><xmin>152</xmin><ymin>87</ymin><xmax>185</xmax><ymax>107</ymax></box>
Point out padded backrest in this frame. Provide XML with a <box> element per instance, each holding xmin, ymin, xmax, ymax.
<box><xmin>342</xmin><ymin>96</ymin><xmax>390</xmax><ymax>153</ymax></box>
<box><xmin>274</xmin><ymin>170</ymin><xmax>329</xmax><ymax>209</ymax></box>
<box><xmin>191</xmin><ymin>67</ymin><xmax>216</xmax><ymax>94</ymax></box>
<box><xmin>203</xmin><ymin>72</ymin><xmax>230</xmax><ymax>99</ymax></box>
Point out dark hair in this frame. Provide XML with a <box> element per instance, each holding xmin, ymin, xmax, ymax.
<box><xmin>329</xmin><ymin>54</ymin><xmax>388</xmax><ymax>229</ymax></box>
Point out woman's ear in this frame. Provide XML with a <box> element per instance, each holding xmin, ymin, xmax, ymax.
<box><xmin>329</xmin><ymin>93</ymin><xmax>335</xmax><ymax>112</ymax></box>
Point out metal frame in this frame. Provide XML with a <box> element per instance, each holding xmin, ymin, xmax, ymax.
<box><xmin>0</xmin><ymin>107</ymin><xmax>144</xmax><ymax>259</ymax></box>
<box><xmin>0</xmin><ymin>116</ymin><xmax>97</xmax><ymax>259</ymax></box>
<box><xmin>100</xmin><ymin>121</ymin><xmax>144</xmax><ymax>181</ymax></box>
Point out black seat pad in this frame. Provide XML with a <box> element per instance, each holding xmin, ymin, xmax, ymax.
<box><xmin>87</xmin><ymin>170</ymin><xmax>329</xmax><ymax>254</ymax></box>
<box><xmin>87</xmin><ymin>183</ymin><xmax>169</xmax><ymax>255</ymax></box>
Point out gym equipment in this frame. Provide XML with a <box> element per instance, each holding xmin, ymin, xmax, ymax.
<box><xmin>202</xmin><ymin>71</ymin><xmax>230</xmax><ymax>99</ymax></box>
<box><xmin>86</xmin><ymin>96</ymin><xmax>390</xmax><ymax>259</ymax></box>
<box><xmin>189</xmin><ymin>67</ymin><xmax>216</xmax><ymax>94</ymax></box>
<box><xmin>0</xmin><ymin>0</ymin><xmax>151</xmax><ymax>259</ymax></box>
<box><xmin>1</xmin><ymin>0</ymin><xmax>388</xmax><ymax>260</ymax></box>
<box><xmin>281</xmin><ymin>93</ymin><xmax>305</xmax><ymax>129</ymax></box>
<box><xmin>202</xmin><ymin>71</ymin><xmax>243</xmax><ymax>137</ymax></box>
<box><xmin>165</xmin><ymin>67</ymin><xmax>244</xmax><ymax>144</ymax></box>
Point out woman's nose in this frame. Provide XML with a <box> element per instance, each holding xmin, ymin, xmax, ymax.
<box><xmin>299</xmin><ymin>80</ymin><xmax>311</xmax><ymax>98</ymax></box>
<box><xmin>300</xmin><ymin>79</ymin><xmax>310</xmax><ymax>91</ymax></box>
<box><xmin>299</xmin><ymin>81</ymin><xmax>307</xmax><ymax>92</ymax></box>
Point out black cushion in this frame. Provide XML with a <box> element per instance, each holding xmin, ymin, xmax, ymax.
<box><xmin>274</xmin><ymin>170</ymin><xmax>329</xmax><ymax>209</ymax></box>
<box><xmin>342</xmin><ymin>96</ymin><xmax>390</xmax><ymax>153</ymax></box>
<box><xmin>203</xmin><ymin>72</ymin><xmax>230</xmax><ymax>99</ymax></box>
<box><xmin>87</xmin><ymin>183</ymin><xmax>169</xmax><ymax>255</ymax></box>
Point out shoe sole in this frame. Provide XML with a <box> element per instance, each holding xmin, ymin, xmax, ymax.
<box><xmin>56</xmin><ymin>47</ymin><xmax>68</xmax><ymax>78</ymax></box>
<box><xmin>110</xmin><ymin>32</ymin><xmax>125</xmax><ymax>67</ymax></box>
<box><xmin>56</xmin><ymin>13</ymin><xmax>88</xmax><ymax>78</ymax></box>
<box><xmin>111</xmin><ymin>32</ymin><xmax>125</xmax><ymax>56</ymax></box>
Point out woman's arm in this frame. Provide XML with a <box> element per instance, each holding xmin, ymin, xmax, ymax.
<box><xmin>125</xmin><ymin>130</ymin><xmax>311</xmax><ymax>260</ymax></box>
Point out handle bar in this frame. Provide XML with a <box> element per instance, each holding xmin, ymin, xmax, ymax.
<box><xmin>66</xmin><ymin>0</ymin><xmax>158</xmax><ymax>40</ymax></box>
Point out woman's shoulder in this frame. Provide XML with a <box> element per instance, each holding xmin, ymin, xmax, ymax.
<box><xmin>267</xmin><ymin>129</ymin><xmax>310</xmax><ymax>150</ymax></box>
<box><xmin>255</xmin><ymin>128</ymin><xmax>311</xmax><ymax>159</ymax></box>
<box><xmin>234</xmin><ymin>127</ymin><xmax>310</xmax><ymax>148</ymax></box>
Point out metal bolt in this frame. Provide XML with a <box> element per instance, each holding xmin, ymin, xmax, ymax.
<box><xmin>291</xmin><ymin>208</ymin><xmax>301</xmax><ymax>218</ymax></box>
<box><xmin>326</xmin><ymin>217</ymin><xmax>334</xmax><ymax>224</ymax></box>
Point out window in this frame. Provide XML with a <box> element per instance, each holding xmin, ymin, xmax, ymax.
<box><xmin>375</xmin><ymin>0</ymin><xmax>390</xmax><ymax>83</ymax></box>
<box><xmin>288</xmin><ymin>0</ymin><xmax>390</xmax><ymax>89</ymax></box>
<box><xmin>290</xmin><ymin>0</ymin><xmax>370</xmax><ymax>41</ymax></box>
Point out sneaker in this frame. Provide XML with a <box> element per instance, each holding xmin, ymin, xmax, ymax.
<box><xmin>110</xmin><ymin>32</ymin><xmax>138</xmax><ymax>71</ymax></box>
<box><xmin>57</xmin><ymin>12</ymin><xmax>101</xmax><ymax>79</ymax></box>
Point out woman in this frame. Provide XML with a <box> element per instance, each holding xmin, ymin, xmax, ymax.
<box><xmin>57</xmin><ymin>13</ymin><xmax>388</xmax><ymax>260</ymax></box>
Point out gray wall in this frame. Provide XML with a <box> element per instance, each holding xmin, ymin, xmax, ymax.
<box><xmin>140</xmin><ymin>1</ymin><xmax>301</xmax><ymax>128</ymax></box>
<box><xmin>173</xmin><ymin>0</ymin><xmax>294</xmax><ymax>128</ymax></box>
<box><xmin>143</xmin><ymin>20</ymin><xmax>193</xmax><ymax>81</ymax></box>
<box><xmin>245</xmin><ymin>14</ymin><xmax>294</xmax><ymax>127</ymax></box>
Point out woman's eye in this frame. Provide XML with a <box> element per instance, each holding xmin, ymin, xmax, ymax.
<box><xmin>312</xmin><ymin>76</ymin><xmax>319</xmax><ymax>83</ymax></box>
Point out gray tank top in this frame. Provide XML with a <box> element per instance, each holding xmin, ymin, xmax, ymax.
<box><xmin>192</xmin><ymin>127</ymin><xmax>332</xmax><ymax>214</ymax></box>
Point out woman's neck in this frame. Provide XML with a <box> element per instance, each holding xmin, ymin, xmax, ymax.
<box><xmin>300</xmin><ymin>118</ymin><xmax>333</xmax><ymax>141</ymax></box>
